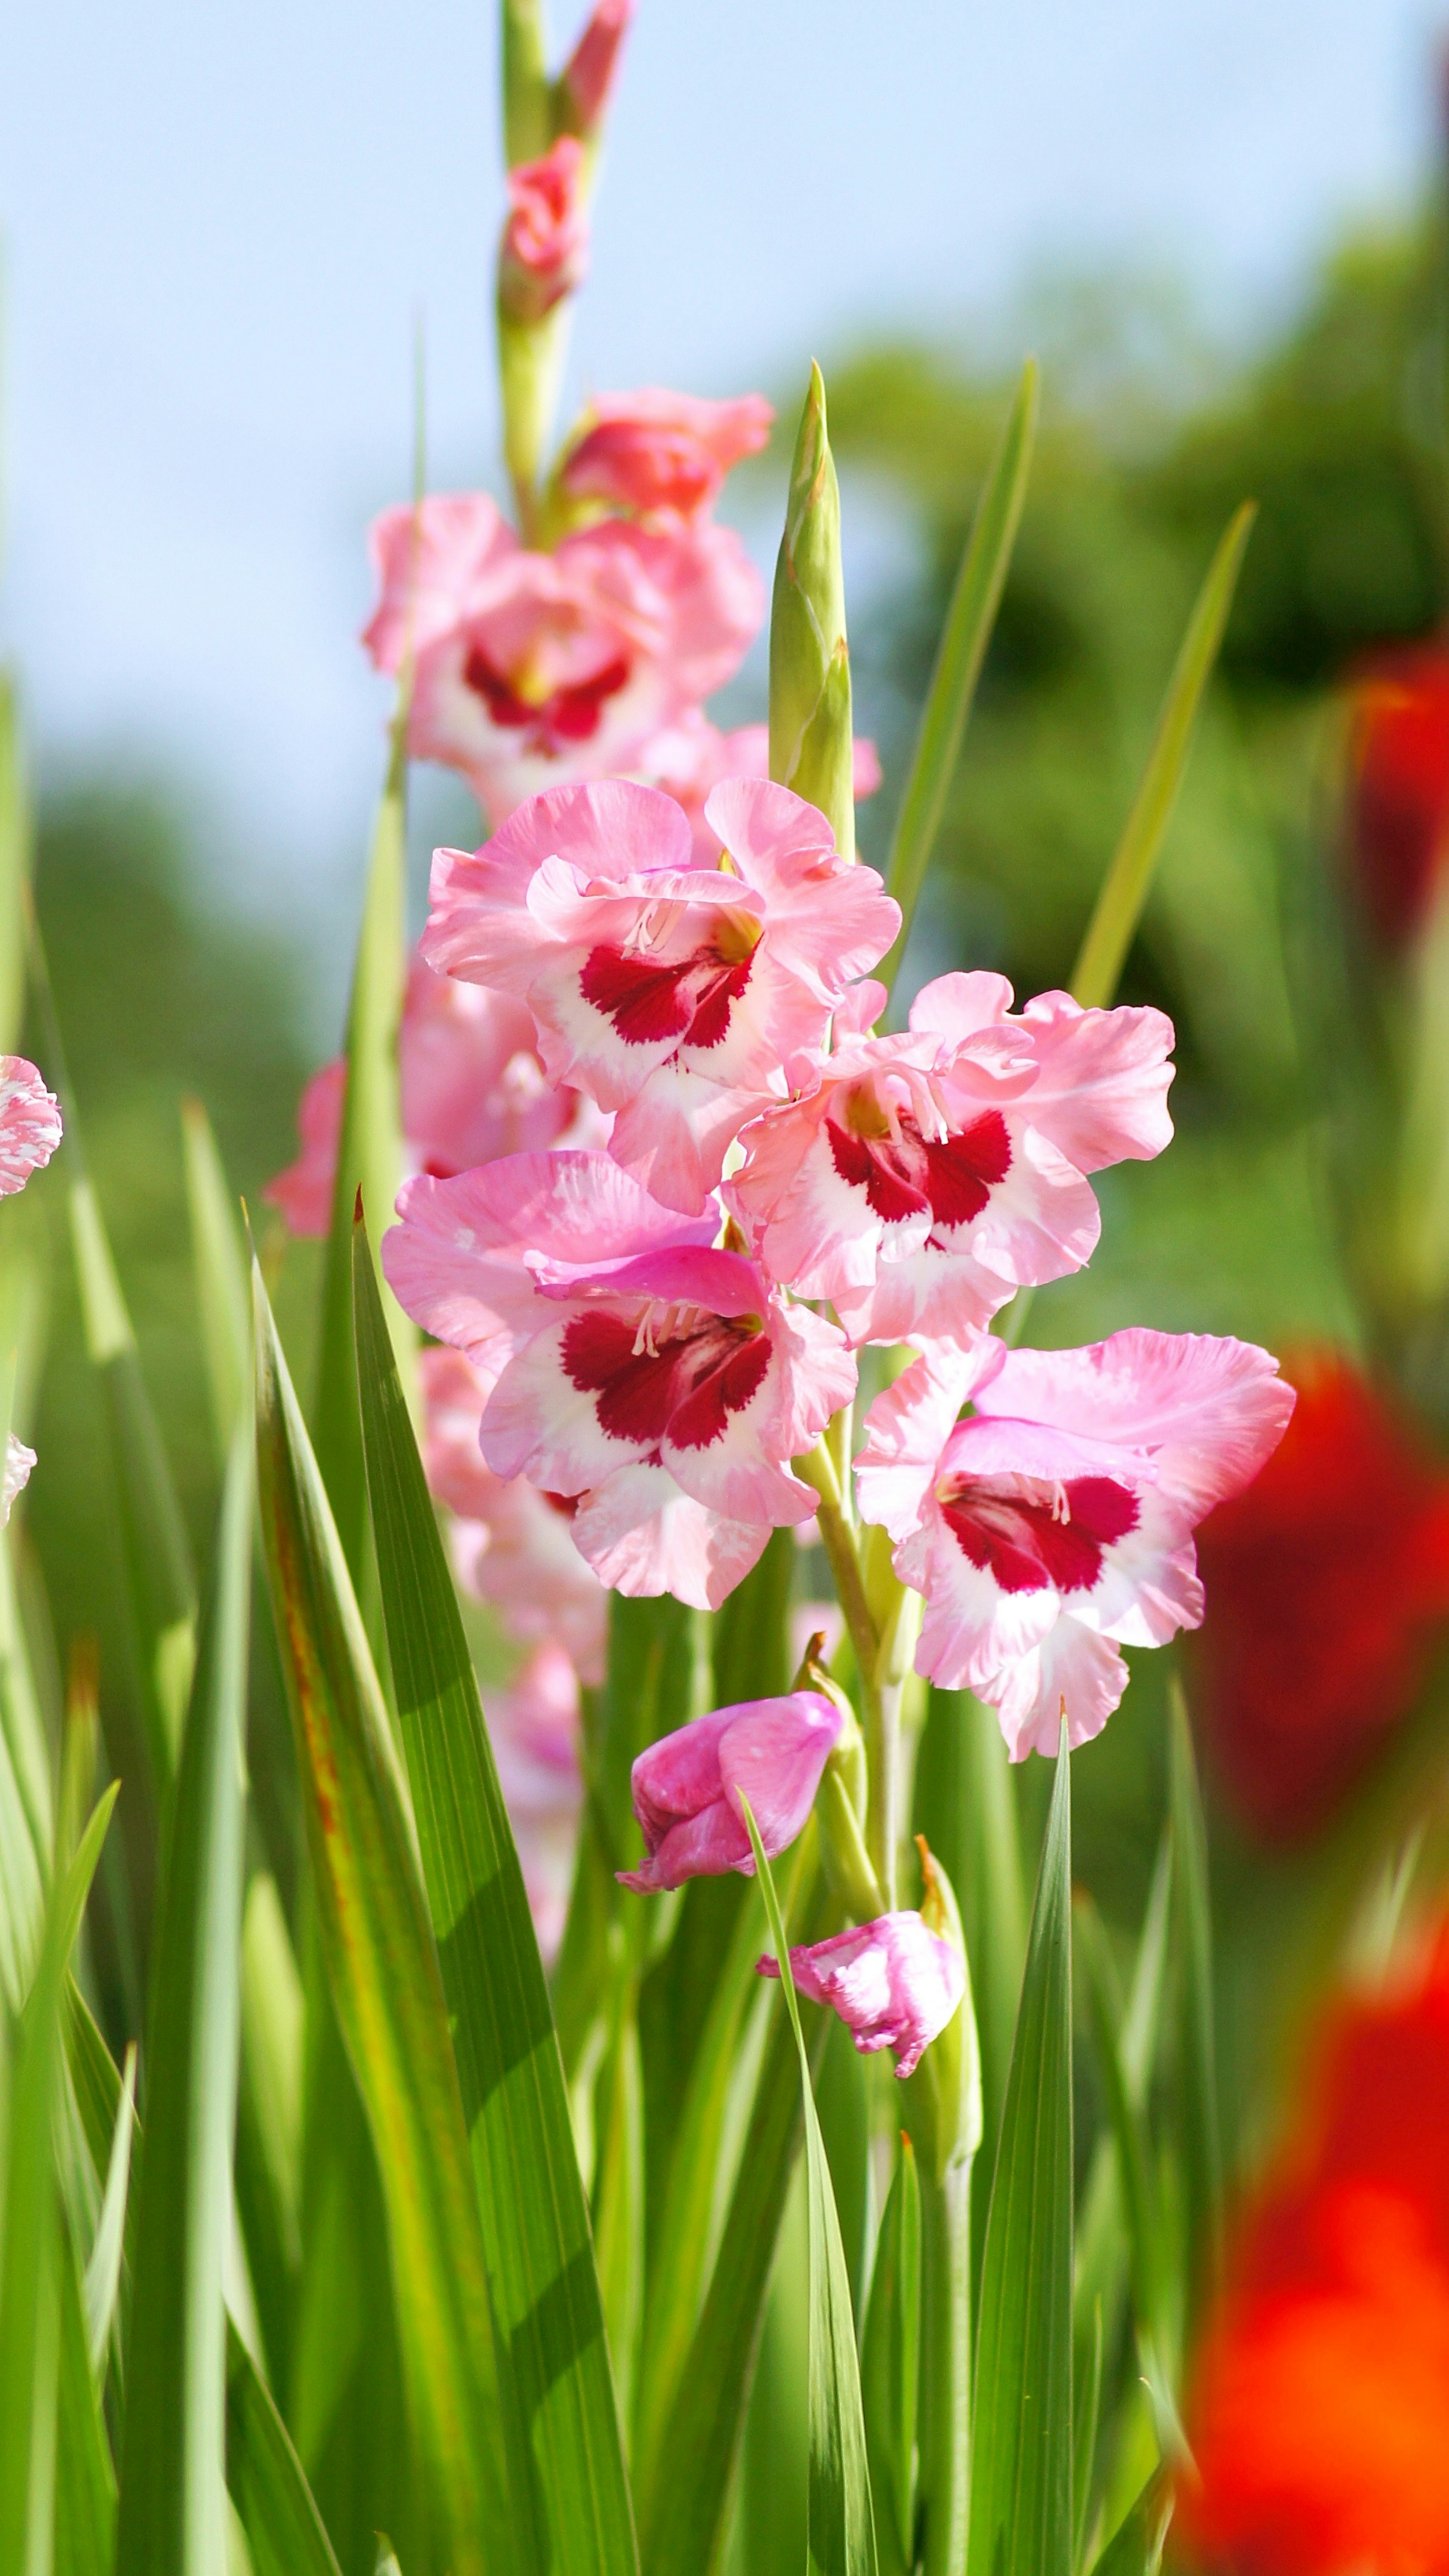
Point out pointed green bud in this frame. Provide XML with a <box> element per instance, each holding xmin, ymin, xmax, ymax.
<box><xmin>769</xmin><ymin>363</ymin><xmax>856</xmax><ymax>861</ymax></box>
<box><xmin>903</xmin><ymin>1838</ymin><xmax>981</xmax><ymax>2185</ymax></box>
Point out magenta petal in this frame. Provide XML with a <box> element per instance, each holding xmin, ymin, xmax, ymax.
<box><xmin>758</xmin><ymin>1912</ymin><xmax>965</xmax><ymax>2079</ymax></box>
<box><xmin>717</xmin><ymin>1694</ymin><xmax>843</xmax><ymax>1852</ymax></box>
<box><xmin>629</xmin><ymin>1708</ymin><xmax>734</xmax><ymax>1851</ymax></box>
<box><xmin>617</xmin><ymin>1795</ymin><xmax>751</xmax><ymax>1891</ymax></box>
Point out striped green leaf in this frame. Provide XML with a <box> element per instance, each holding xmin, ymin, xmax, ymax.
<box><xmin>225</xmin><ymin>2320</ymin><xmax>343</xmax><ymax>2576</ymax></box>
<box><xmin>1168</xmin><ymin>1679</ymin><xmax>1223</xmax><ymax>2314</ymax></box>
<box><xmin>0</xmin><ymin>1784</ymin><xmax>118</xmax><ymax>2574</ymax></box>
<box><xmin>253</xmin><ymin>1261</ymin><xmax>515</xmax><ymax>2576</ymax></box>
<box><xmin>1069</xmin><ymin>502</ymin><xmax>1255</xmax><ymax>1012</ymax></box>
<box><xmin>968</xmin><ymin>1734</ymin><xmax>1074</xmax><ymax>2576</ymax></box>
<box><xmin>54</xmin><ymin>2192</ymin><xmax>115</xmax><ymax>2576</ymax></box>
<box><xmin>115</xmin><ymin>1410</ymin><xmax>253</xmax><ymax>2576</ymax></box>
<box><xmin>352</xmin><ymin>1211</ymin><xmax>637</xmax><ymax>2576</ymax></box>
<box><xmin>742</xmin><ymin>1799</ymin><xmax>876</xmax><ymax>2576</ymax></box>
<box><xmin>880</xmin><ymin>360</ymin><xmax>1039</xmax><ymax>993</ymax></box>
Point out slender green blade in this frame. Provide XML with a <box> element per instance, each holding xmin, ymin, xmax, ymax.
<box><xmin>180</xmin><ymin>1098</ymin><xmax>252</xmax><ymax>1461</ymax></box>
<box><xmin>741</xmin><ymin>1798</ymin><xmax>876</xmax><ymax>2576</ymax></box>
<box><xmin>314</xmin><ymin>710</ymin><xmax>413</xmax><ymax>1583</ymax></box>
<box><xmin>225</xmin><ymin>2320</ymin><xmax>343</xmax><ymax>2576</ymax></box>
<box><xmin>880</xmin><ymin>360</ymin><xmax>1038</xmax><ymax>992</ymax></box>
<box><xmin>234</xmin><ymin>1874</ymin><xmax>303</xmax><ymax>2400</ymax></box>
<box><xmin>253</xmin><ymin>1261</ymin><xmax>514</xmax><ymax>2576</ymax></box>
<box><xmin>1075</xmin><ymin>1900</ymin><xmax>1162</xmax><ymax>2374</ymax></box>
<box><xmin>968</xmin><ymin>1735</ymin><xmax>1074</xmax><ymax>2576</ymax></box>
<box><xmin>640</xmin><ymin>1863</ymin><xmax>830</xmax><ymax>2576</ymax></box>
<box><xmin>82</xmin><ymin>2040</ymin><xmax>135</xmax><ymax>2374</ymax></box>
<box><xmin>0</xmin><ymin>1786</ymin><xmax>118</xmax><ymax>2575</ymax></box>
<box><xmin>1168</xmin><ymin>1679</ymin><xmax>1223</xmax><ymax>2312</ymax></box>
<box><xmin>1069</xmin><ymin>502</ymin><xmax>1256</xmax><ymax>1012</ymax></box>
<box><xmin>114</xmin><ymin>1412</ymin><xmax>253</xmax><ymax>2576</ymax></box>
<box><xmin>861</xmin><ymin>2133</ymin><xmax>920</xmax><ymax>2576</ymax></box>
<box><xmin>1088</xmin><ymin>2468</ymin><xmax>1171</xmax><ymax>2576</ymax></box>
<box><xmin>352</xmin><ymin>1213</ymin><xmax>637</xmax><ymax>2576</ymax></box>
<box><xmin>1073</xmin><ymin>2300</ymin><xmax>1104</xmax><ymax>2576</ymax></box>
<box><xmin>54</xmin><ymin>2197</ymin><xmax>115</xmax><ymax>2576</ymax></box>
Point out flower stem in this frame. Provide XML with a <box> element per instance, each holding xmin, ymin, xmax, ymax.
<box><xmin>917</xmin><ymin>2158</ymin><xmax>973</xmax><ymax>2576</ymax></box>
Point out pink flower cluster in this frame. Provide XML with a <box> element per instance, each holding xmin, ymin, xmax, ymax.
<box><xmin>380</xmin><ymin>769</ymin><xmax>1294</xmax><ymax>1763</ymax></box>
<box><xmin>0</xmin><ymin>1058</ymin><xmax>62</xmax><ymax>1520</ymax></box>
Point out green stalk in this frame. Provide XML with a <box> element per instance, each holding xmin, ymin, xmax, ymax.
<box><xmin>918</xmin><ymin>2163</ymin><xmax>972</xmax><ymax>2576</ymax></box>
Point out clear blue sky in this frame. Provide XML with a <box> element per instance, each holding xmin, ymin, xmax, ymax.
<box><xmin>0</xmin><ymin>0</ymin><xmax>1438</xmax><ymax>964</ymax></box>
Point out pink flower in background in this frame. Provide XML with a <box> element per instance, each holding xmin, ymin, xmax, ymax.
<box><xmin>265</xmin><ymin>955</ymin><xmax>600</xmax><ymax>1238</ymax></box>
<box><xmin>419</xmin><ymin>1344</ymin><xmax>608</xmax><ymax>1682</ymax></box>
<box><xmin>365</xmin><ymin>497</ymin><xmax>763</xmax><ymax>828</ymax></box>
<box><xmin>382</xmin><ymin>1149</ymin><xmax>855</xmax><ymax>1608</ymax></box>
<box><xmin>557</xmin><ymin>0</ymin><xmax>633</xmax><ymax>136</ymax></box>
<box><xmin>729</xmin><ymin>972</ymin><xmax>1174</xmax><ymax>1345</ymax></box>
<box><xmin>618</xmin><ymin>1691</ymin><xmax>842</xmax><ymax>1892</ymax></box>
<box><xmin>3</xmin><ymin>1434</ymin><xmax>34</xmax><ymax>1526</ymax></box>
<box><xmin>0</xmin><ymin>1058</ymin><xmax>62</xmax><ymax>1195</ymax></box>
<box><xmin>422</xmin><ymin>776</ymin><xmax>900</xmax><ymax>1211</ymax></box>
<box><xmin>759</xmin><ymin>1911</ymin><xmax>964</xmax><ymax>2080</ymax></box>
<box><xmin>642</xmin><ymin>714</ymin><xmax>881</xmax><ymax>861</ymax></box>
<box><xmin>560</xmin><ymin>388</ymin><xmax>774</xmax><ymax>522</ymax></box>
<box><xmin>855</xmin><ymin>1329</ymin><xmax>1294</xmax><ymax>1758</ymax></box>
<box><xmin>498</xmin><ymin>136</ymin><xmax>589</xmax><ymax>324</ymax></box>
<box><xmin>483</xmin><ymin>1641</ymin><xmax>584</xmax><ymax>1962</ymax></box>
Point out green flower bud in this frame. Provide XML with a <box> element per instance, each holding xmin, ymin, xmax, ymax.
<box><xmin>769</xmin><ymin>363</ymin><xmax>856</xmax><ymax>861</ymax></box>
<box><xmin>903</xmin><ymin>1838</ymin><xmax>982</xmax><ymax>2185</ymax></box>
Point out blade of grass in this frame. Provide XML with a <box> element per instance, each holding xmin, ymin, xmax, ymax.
<box><xmin>254</xmin><ymin>1259</ymin><xmax>517</xmax><ymax>2576</ymax></box>
<box><xmin>878</xmin><ymin>361</ymin><xmax>1038</xmax><ymax>994</ymax></box>
<box><xmin>313</xmin><ymin>704</ymin><xmax>413</xmax><ymax>1586</ymax></box>
<box><xmin>181</xmin><ymin>1098</ymin><xmax>252</xmax><ymax>1461</ymax></box>
<box><xmin>1069</xmin><ymin>503</ymin><xmax>1255</xmax><ymax>1011</ymax></box>
<box><xmin>54</xmin><ymin>2190</ymin><xmax>116</xmax><ymax>2576</ymax></box>
<box><xmin>352</xmin><ymin>1212</ymin><xmax>638</xmax><ymax>2576</ymax></box>
<box><xmin>0</xmin><ymin>1785</ymin><xmax>118</xmax><ymax>2574</ymax></box>
<box><xmin>1073</xmin><ymin>2299</ymin><xmax>1104</xmax><ymax>2576</ymax></box>
<box><xmin>967</xmin><ymin>1729</ymin><xmax>1074</xmax><ymax>2576</ymax></box>
<box><xmin>82</xmin><ymin>2039</ymin><xmax>135</xmax><ymax>2374</ymax></box>
<box><xmin>1088</xmin><ymin>2466</ymin><xmax>1172</xmax><ymax>2576</ymax></box>
<box><xmin>743</xmin><ymin>1798</ymin><xmax>877</xmax><ymax>2576</ymax></box>
<box><xmin>225</xmin><ymin>2319</ymin><xmax>343</xmax><ymax>2576</ymax></box>
<box><xmin>114</xmin><ymin>1410</ymin><xmax>253</xmax><ymax>2576</ymax></box>
<box><xmin>861</xmin><ymin>2132</ymin><xmax>920</xmax><ymax>2576</ymax></box>
<box><xmin>1168</xmin><ymin>1677</ymin><xmax>1223</xmax><ymax>2317</ymax></box>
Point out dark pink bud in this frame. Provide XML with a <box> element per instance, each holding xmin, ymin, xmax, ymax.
<box><xmin>618</xmin><ymin>1692</ymin><xmax>842</xmax><ymax>1893</ymax></box>
<box><xmin>558</xmin><ymin>0</ymin><xmax>633</xmax><ymax>138</ymax></box>
<box><xmin>759</xmin><ymin>1910</ymin><xmax>964</xmax><ymax>2079</ymax></box>
<box><xmin>561</xmin><ymin>389</ymin><xmax>773</xmax><ymax>522</ymax></box>
<box><xmin>498</xmin><ymin>136</ymin><xmax>589</xmax><ymax>326</ymax></box>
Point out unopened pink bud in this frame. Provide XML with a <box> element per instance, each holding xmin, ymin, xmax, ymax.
<box><xmin>499</xmin><ymin>136</ymin><xmax>589</xmax><ymax>326</ymax></box>
<box><xmin>558</xmin><ymin>0</ymin><xmax>633</xmax><ymax>138</ymax></box>
<box><xmin>759</xmin><ymin>1910</ymin><xmax>964</xmax><ymax>2079</ymax></box>
<box><xmin>618</xmin><ymin>1692</ymin><xmax>842</xmax><ymax>1893</ymax></box>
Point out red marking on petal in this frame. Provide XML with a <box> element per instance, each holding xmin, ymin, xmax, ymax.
<box><xmin>923</xmin><ymin>1110</ymin><xmax>1012</xmax><ymax>1229</ymax></box>
<box><xmin>941</xmin><ymin>1472</ymin><xmax>1138</xmax><ymax>1595</ymax></box>
<box><xmin>463</xmin><ymin>647</ymin><xmax>535</xmax><ymax>728</ymax></box>
<box><xmin>581</xmin><ymin>948</ymin><xmax>696</xmax><ymax>1044</ymax></box>
<box><xmin>685</xmin><ymin>953</ymin><xmax>755</xmax><ymax>1050</ymax></box>
<box><xmin>668</xmin><ymin>1330</ymin><xmax>771</xmax><ymax>1450</ymax></box>
<box><xmin>547</xmin><ymin>656</ymin><xmax>632</xmax><ymax>742</ymax></box>
<box><xmin>462</xmin><ymin>648</ymin><xmax>631</xmax><ymax>749</ymax></box>
<box><xmin>563</xmin><ymin>1311</ymin><xmax>681</xmax><ymax>1444</ymax></box>
<box><xmin>826</xmin><ymin>1119</ymin><xmax>928</xmax><ymax>1224</ymax></box>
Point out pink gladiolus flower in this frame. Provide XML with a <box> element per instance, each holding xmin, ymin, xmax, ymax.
<box><xmin>618</xmin><ymin>1692</ymin><xmax>842</xmax><ymax>1892</ymax></box>
<box><xmin>382</xmin><ymin>1149</ymin><xmax>856</xmax><ymax>1608</ymax></box>
<box><xmin>3</xmin><ymin>1434</ymin><xmax>35</xmax><ymax>1525</ymax></box>
<box><xmin>557</xmin><ymin>0</ymin><xmax>632</xmax><ymax>136</ymax></box>
<box><xmin>729</xmin><ymin>972</ymin><xmax>1174</xmax><ymax>1345</ymax></box>
<box><xmin>498</xmin><ymin>136</ymin><xmax>589</xmax><ymax>325</ymax></box>
<box><xmin>855</xmin><ymin>1329</ymin><xmax>1295</xmax><ymax>1759</ymax></box>
<box><xmin>364</xmin><ymin>496</ymin><xmax>762</xmax><ymax>829</ymax></box>
<box><xmin>0</xmin><ymin>1058</ymin><xmax>62</xmax><ymax>1195</ymax></box>
<box><xmin>759</xmin><ymin>1911</ymin><xmax>964</xmax><ymax>2080</ymax></box>
<box><xmin>641</xmin><ymin>715</ymin><xmax>880</xmax><ymax>861</ymax></box>
<box><xmin>483</xmin><ymin>1641</ymin><xmax>584</xmax><ymax>1962</ymax></box>
<box><xmin>560</xmin><ymin>389</ymin><xmax>774</xmax><ymax>522</ymax></box>
<box><xmin>421</xmin><ymin>776</ymin><xmax>901</xmax><ymax>1212</ymax></box>
<box><xmin>265</xmin><ymin>955</ymin><xmax>600</xmax><ymax>1238</ymax></box>
<box><xmin>419</xmin><ymin>1344</ymin><xmax>608</xmax><ymax>1683</ymax></box>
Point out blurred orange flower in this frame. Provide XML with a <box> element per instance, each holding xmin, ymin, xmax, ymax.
<box><xmin>1194</xmin><ymin>1350</ymin><xmax>1449</xmax><ymax>1839</ymax></box>
<box><xmin>1182</xmin><ymin>1932</ymin><xmax>1449</xmax><ymax>2575</ymax></box>
<box><xmin>1347</xmin><ymin>642</ymin><xmax>1449</xmax><ymax>945</ymax></box>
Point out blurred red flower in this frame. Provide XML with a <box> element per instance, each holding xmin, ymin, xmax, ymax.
<box><xmin>1347</xmin><ymin>642</ymin><xmax>1449</xmax><ymax>945</ymax></box>
<box><xmin>1194</xmin><ymin>1350</ymin><xmax>1449</xmax><ymax>1840</ymax></box>
<box><xmin>1182</xmin><ymin>1931</ymin><xmax>1449</xmax><ymax>2576</ymax></box>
